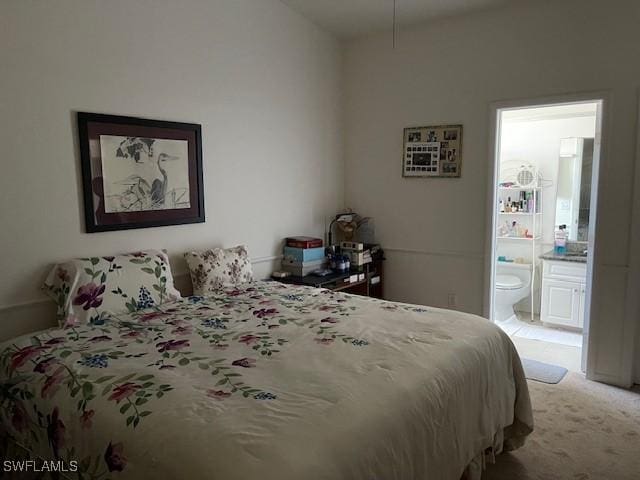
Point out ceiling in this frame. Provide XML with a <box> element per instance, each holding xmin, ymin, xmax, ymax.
<box><xmin>280</xmin><ymin>0</ymin><xmax>530</xmax><ymax>39</ymax></box>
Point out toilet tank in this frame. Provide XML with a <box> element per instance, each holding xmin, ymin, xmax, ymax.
<box><xmin>495</xmin><ymin>262</ymin><xmax>533</xmax><ymax>287</ymax></box>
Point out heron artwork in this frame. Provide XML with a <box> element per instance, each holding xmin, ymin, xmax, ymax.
<box><xmin>99</xmin><ymin>135</ymin><xmax>191</xmax><ymax>213</ymax></box>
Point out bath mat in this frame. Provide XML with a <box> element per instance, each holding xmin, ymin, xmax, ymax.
<box><xmin>514</xmin><ymin>324</ymin><xmax>583</xmax><ymax>348</ymax></box>
<box><xmin>522</xmin><ymin>358</ymin><xmax>568</xmax><ymax>384</ymax></box>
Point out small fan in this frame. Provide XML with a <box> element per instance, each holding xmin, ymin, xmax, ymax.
<box><xmin>515</xmin><ymin>164</ymin><xmax>539</xmax><ymax>188</ymax></box>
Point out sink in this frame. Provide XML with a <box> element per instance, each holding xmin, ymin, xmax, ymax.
<box><xmin>540</xmin><ymin>248</ymin><xmax>588</xmax><ymax>261</ymax></box>
<box><xmin>566</xmin><ymin>241</ymin><xmax>588</xmax><ymax>258</ymax></box>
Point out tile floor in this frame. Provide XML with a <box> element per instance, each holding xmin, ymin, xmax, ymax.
<box><xmin>496</xmin><ymin>313</ymin><xmax>583</xmax><ymax>372</ymax></box>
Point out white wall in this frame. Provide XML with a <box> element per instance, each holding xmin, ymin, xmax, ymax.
<box><xmin>343</xmin><ymin>0</ymin><xmax>639</xmax><ymax>383</ymax></box>
<box><xmin>0</xmin><ymin>0</ymin><xmax>343</xmax><ymax>339</ymax></box>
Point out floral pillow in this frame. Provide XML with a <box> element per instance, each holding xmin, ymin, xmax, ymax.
<box><xmin>43</xmin><ymin>250</ymin><xmax>181</xmax><ymax>327</ymax></box>
<box><xmin>184</xmin><ymin>245</ymin><xmax>253</xmax><ymax>295</ymax></box>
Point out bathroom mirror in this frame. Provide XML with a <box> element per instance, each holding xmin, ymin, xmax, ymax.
<box><xmin>554</xmin><ymin>137</ymin><xmax>594</xmax><ymax>241</ymax></box>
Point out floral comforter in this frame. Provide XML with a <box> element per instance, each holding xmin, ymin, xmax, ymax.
<box><xmin>0</xmin><ymin>281</ymin><xmax>533</xmax><ymax>480</ymax></box>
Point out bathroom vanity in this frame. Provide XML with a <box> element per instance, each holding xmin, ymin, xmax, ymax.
<box><xmin>539</xmin><ymin>251</ymin><xmax>587</xmax><ymax>330</ymax></box>
<box><xmin>537</xmin><ymin>136</ymin><xmax>593</xmax><ymax>331</ymax></box>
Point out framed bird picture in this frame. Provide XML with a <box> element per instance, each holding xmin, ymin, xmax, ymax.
<box><xmin>77</xmin><ymin>112</ymin><xmax>204</xmax><ymax>232</ymax></box>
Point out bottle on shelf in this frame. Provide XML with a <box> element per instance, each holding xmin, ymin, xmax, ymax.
<box><xmin>519</xmin><ymin>191</ymin><xmax>526</xmax><ymax>213</ymax></box>
<box><xmin>554</xmin><ymin>225</ymin><xmax>567</xmax><ymax>254</ymax></box>
<box><xmin>509</xmin><ymin>221</ymin><xmax>518</xmax><ymax>237</ymax></box>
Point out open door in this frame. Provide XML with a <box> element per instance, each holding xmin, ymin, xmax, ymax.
<box><xmin>583</xmin><ymin>98</ymin><xmax>638</xmax><ymax>387</ymax></box>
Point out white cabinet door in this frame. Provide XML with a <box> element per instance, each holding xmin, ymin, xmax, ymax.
<box><xmin>541</xmin><ymin>279</ymin><xmax>581</xmax><ymax>328</ymax></box>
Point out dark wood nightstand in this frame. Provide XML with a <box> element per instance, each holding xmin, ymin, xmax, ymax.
<box><xmin>274</xmin><ymin>258</ymin><xmax>384</xmax><ymax>298</ymax></box>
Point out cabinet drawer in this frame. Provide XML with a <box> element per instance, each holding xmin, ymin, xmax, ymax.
<box><xmin>543</xmin><ymin>260</ymin><xmax>586</xmax><ymax>282</ymax></box>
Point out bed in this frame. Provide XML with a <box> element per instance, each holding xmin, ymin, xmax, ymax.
<box><xmin>0</xmin><ymin>280</ymin><xmax>533</xmax><ymax>479</ymax></box>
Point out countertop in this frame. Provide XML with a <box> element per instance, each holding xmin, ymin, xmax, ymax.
<box><xmin>539</xmin><ymin>250</ymin><xmax>587</xmax><ymax>263</ymax></box>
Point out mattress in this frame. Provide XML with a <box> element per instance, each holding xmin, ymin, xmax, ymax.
<box><xmin>0</xmin><ymin>281</ymin><xmax>533</xmax><ymax>479</ymax></box>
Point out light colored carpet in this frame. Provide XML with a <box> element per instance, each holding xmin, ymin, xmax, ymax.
<box><xmin>485</xmin><ymin>372</ymin><xmax>640</xmax><ymax>480</ymax></box>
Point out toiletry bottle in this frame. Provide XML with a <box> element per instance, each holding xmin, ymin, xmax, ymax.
<box><xmin>519</xmin><ymin>191</ymin><xmax>525</xmax><ymax>212</ymax></box>
<box><xmin>554</xmin><ymin>225</ymin><xmax>567</xmax><ymax>254</ymax></box>
<box><xmin>499</xmin><ymin>199</ymin><xmax>504</xmax><ymax>213</ymax></box>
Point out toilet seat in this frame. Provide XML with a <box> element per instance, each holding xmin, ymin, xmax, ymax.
<box><xmin>495</xmin><ymin>274</ymin><xmax>524</xmax><ymax>290</ymax></box>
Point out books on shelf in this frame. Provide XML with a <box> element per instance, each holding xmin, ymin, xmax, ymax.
<box><xmin>281</xmin><ymin>258</ymin><xmax>327</xmax><ymax>277</ymax></box>
<box><xmin>283</xmin><ymin>246</ymin><xmax>325</xmax><ymax>263</ymax></box>
<box><xmin>281</xmin><ymin>236</ymin><xmax>326</xmax><ymax>276</ymax></box>
<box><xmin>285</xmin><ymin>236</ymin><xmax>323</xmax><ymax>249</ymax></box>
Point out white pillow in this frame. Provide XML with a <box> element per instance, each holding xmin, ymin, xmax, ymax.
<box><xmin>184</xmin><ymin>245</ymin><xmax>253</xmax><ymax>295</ymax></box>
<box><xmin>43</xmin><ymin>250</ymin><xmax>181</xmax><ymax>327</ymax></box>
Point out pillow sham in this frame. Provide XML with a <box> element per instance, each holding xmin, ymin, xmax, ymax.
<box><xmin>184</xmin><ymin>245</ymin><xmax>253</xmax><ymax>295</ymax></box>
<box><xmin>43</xmin><ymin>250</ymin><xmax>181</xmax><ymax>327</ymax></box>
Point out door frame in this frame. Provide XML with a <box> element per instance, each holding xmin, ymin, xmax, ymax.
<box><xmin>484</xmin><ymin>91</ymin><xmax>611</xmax><ymax>381</ymax></box>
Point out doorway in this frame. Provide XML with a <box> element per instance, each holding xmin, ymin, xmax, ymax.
<box><xmin>487</xmin><ymin>99</ymin><xmax>604</xmax><ymax>373</ymax></box>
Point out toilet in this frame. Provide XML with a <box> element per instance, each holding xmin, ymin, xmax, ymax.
<box><xmin>493</xmin><ymin>263</ymin><xmax>532</xmax><ymax>322</ymax></box>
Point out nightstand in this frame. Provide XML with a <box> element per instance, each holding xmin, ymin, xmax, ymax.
<box><xmin>274</xmin><ymin>258</ymin><xmax>384</xmax><ymax>298</ymax></box>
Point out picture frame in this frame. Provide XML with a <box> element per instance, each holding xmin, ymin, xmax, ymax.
<box><xmin>402</xmin><ymin>124</ymin><xmax>463</xmax><ymax>178</ymax></box>
<box><xmin>77</xmin><ymin>112</ymin><xmax>205</xmax><ymax>232</ymax></box>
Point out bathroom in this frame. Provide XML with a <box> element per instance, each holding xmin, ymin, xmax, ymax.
<box><xmin>491</xmin><ymin>102</ymin><xmax>600</xmax><ymax>372</ymax></box>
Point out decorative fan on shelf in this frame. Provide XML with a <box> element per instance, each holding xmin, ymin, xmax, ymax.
<box><xmin>515</xmin><ymin>164</ymin><xmax>539</xmax><ymax>188</ymax></box>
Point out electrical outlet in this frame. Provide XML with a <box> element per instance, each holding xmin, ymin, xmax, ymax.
<box><xmin>447</xmin><ymin>293</ymin><xmax>457</xmax><ymax>308</ymax></box>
